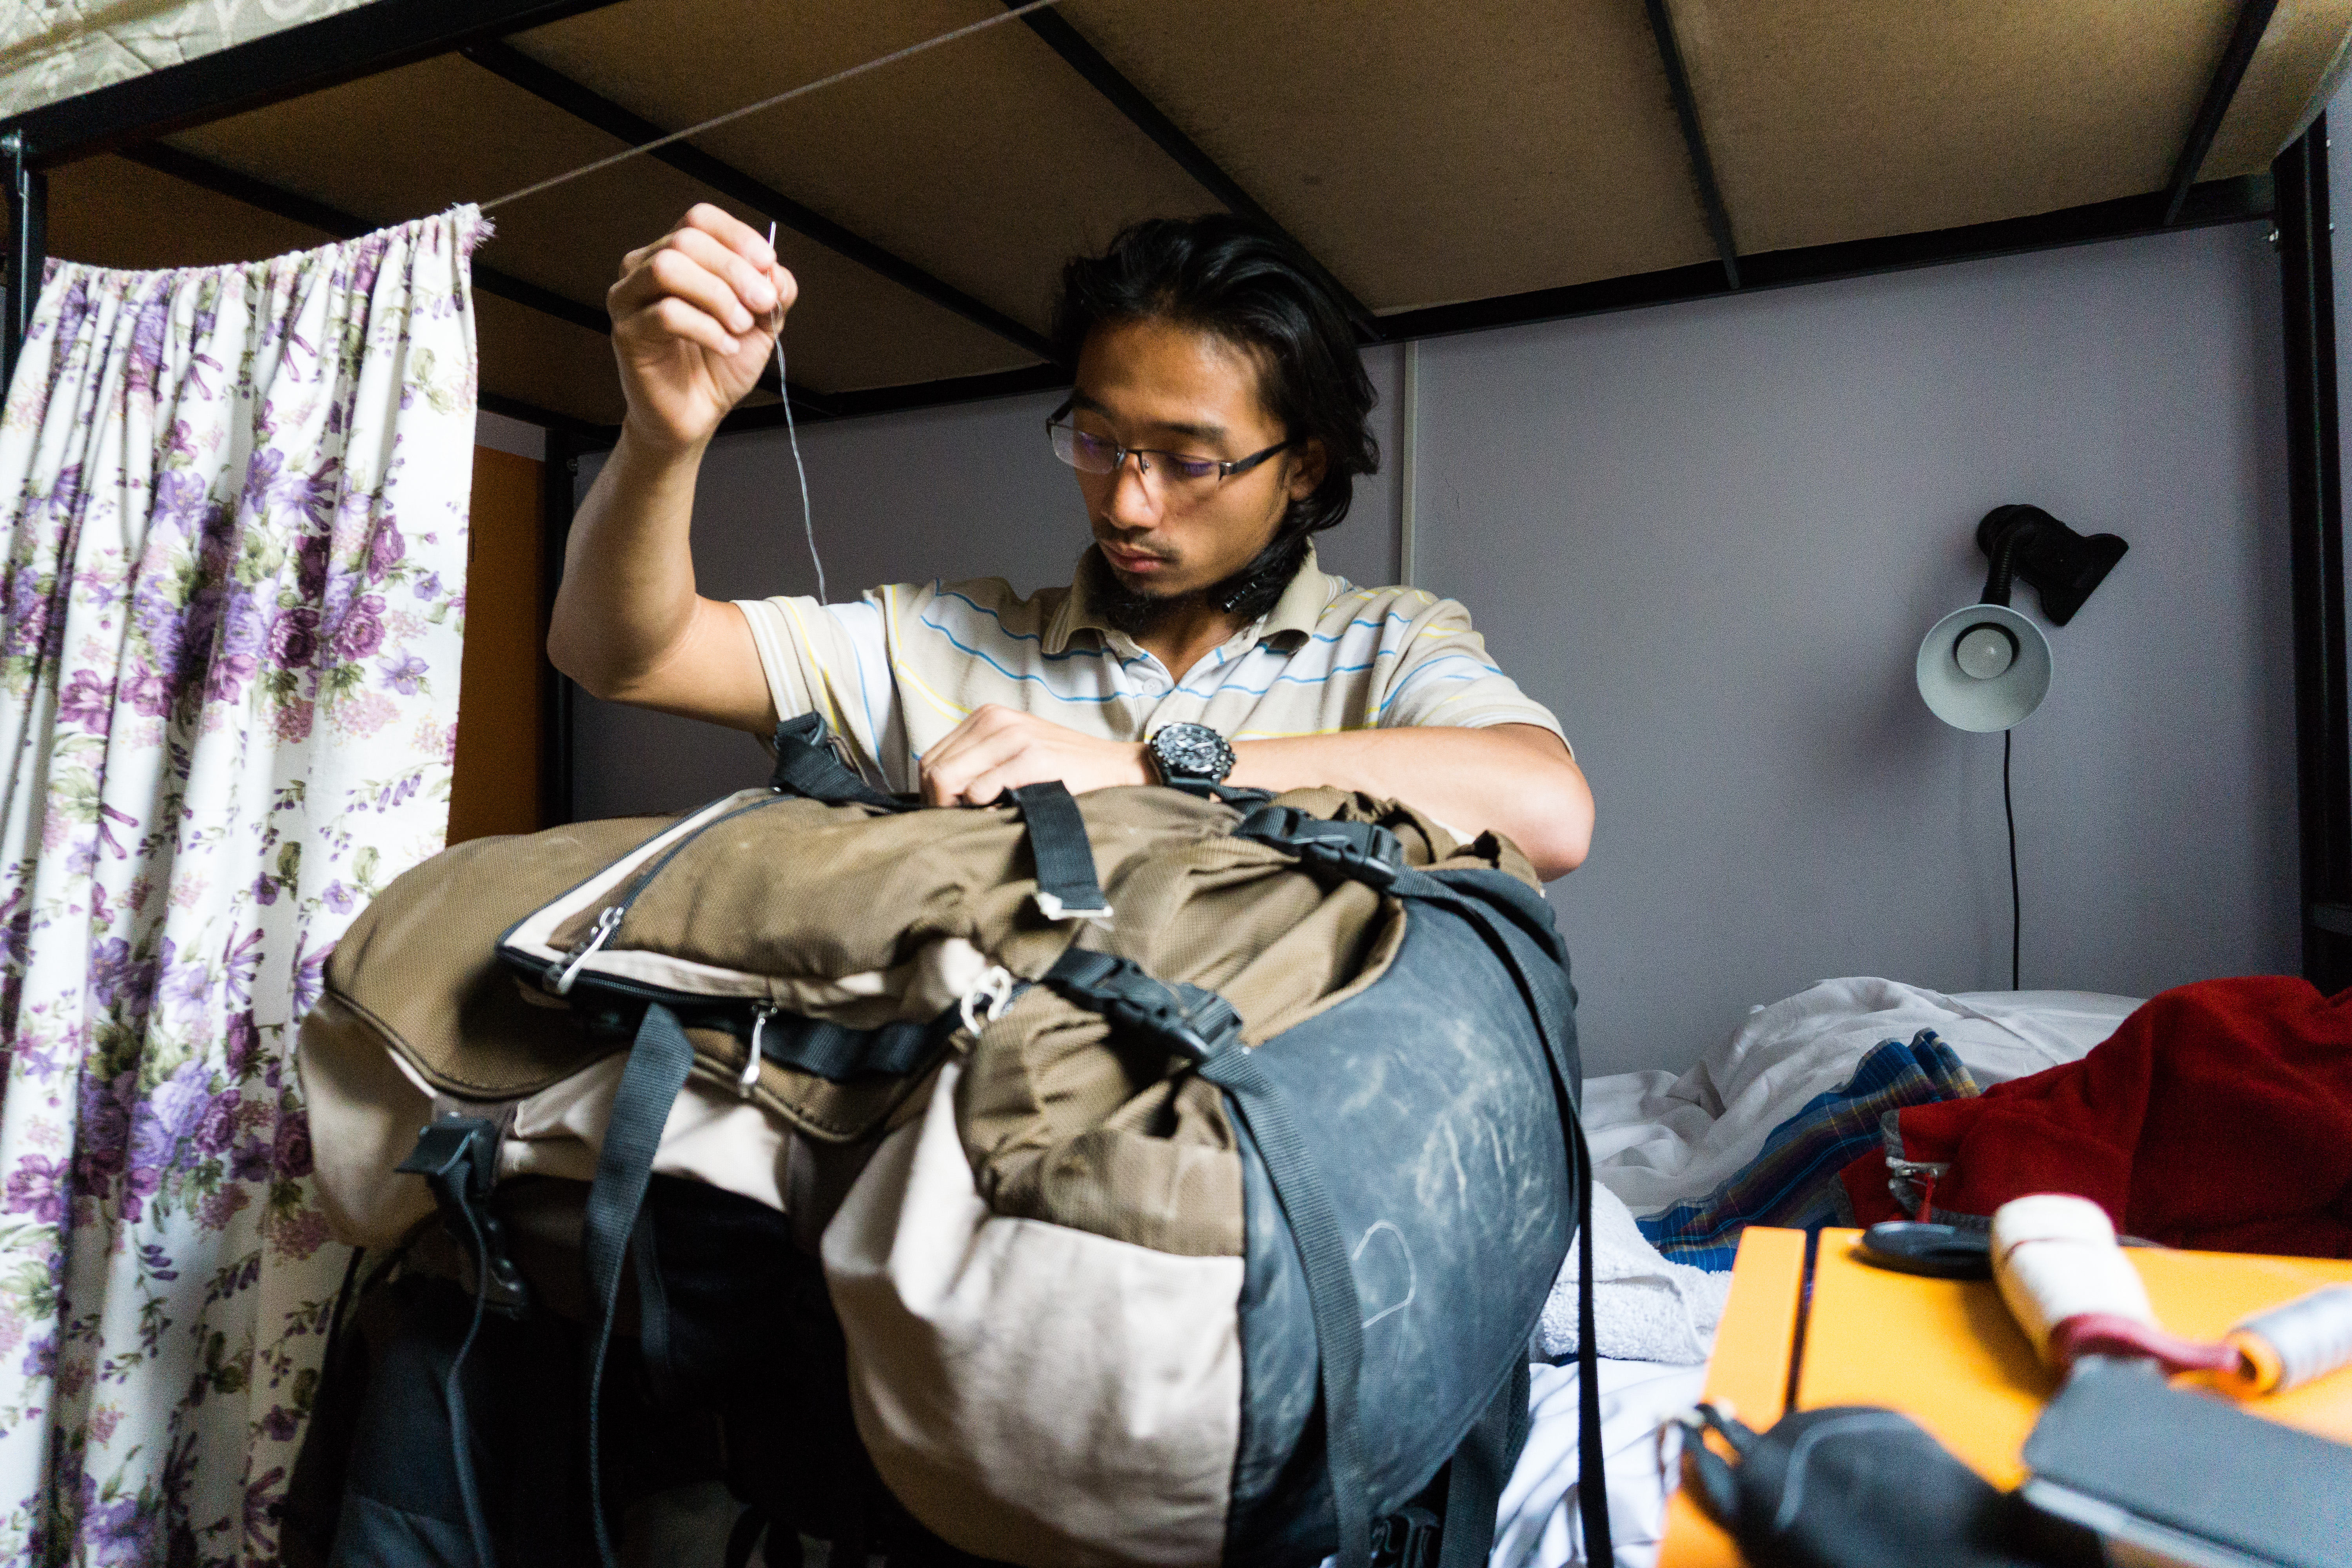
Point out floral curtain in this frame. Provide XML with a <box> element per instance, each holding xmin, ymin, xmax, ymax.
<box><xmin>0</xmin><ymin>209</ymin><xmax>483</xmax><ymax>1564</ymax></box>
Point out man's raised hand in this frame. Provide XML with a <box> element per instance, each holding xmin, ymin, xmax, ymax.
<box><xmin>609</xmin><ymin>203</ymin><xmax>797</xmax><ymax>454</ymax></box>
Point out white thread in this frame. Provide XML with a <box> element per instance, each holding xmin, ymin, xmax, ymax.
<box><xmin>768</xmin><ymin>222</ymin><xmax>826</xmax><ymax>603</ymax></box>
<box><xmin>479</xmin><ymin>0</ymin><xmax>1068</xmax><ymax>213</ymax></box>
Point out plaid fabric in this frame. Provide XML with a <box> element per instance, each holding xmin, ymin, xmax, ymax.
<box><xmin>1636</xmin><ymin>1031</ymin><xmax>1979</xmax><ymax>1270</ymax></box>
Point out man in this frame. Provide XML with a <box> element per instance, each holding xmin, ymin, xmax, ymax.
<box><xmin>550</xmin><ymin>205</ymin><xmax>1592</xmax><ymax>879</ymax></box>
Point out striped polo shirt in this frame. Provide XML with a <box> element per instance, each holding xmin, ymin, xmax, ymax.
<box><xmin>735</xmin><ymin>545</ymin><xmax>1564</xmax><ymax>793</ymax></box>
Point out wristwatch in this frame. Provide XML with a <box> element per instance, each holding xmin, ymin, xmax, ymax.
<box><xmin>1146</xmin><ymin>722</ymin><xmax>1236</xmax><ymax>789</ymax></box>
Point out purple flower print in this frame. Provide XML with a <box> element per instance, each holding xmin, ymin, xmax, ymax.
<box><xmin>54</xmin><ymin>668</ymin><xmax>113</xmax><ymax>734</ymax></box>
<box><xmin>4</xmin><ymin>564</ymin><xmax>52</xmax><ymax>659</ymax></box>
<box><xmin>122</xmin><ymin>662</ymin><xmax>171</xmax><ymax>717</ymax></box>
<box><xmin>224</xmin><ymin>1012</ymin><xmax>261</xmax><ymax>1077</ymax></box>
<box><xmin>88</xmin><ymin>938</ymin><xmax>158</xmax><ymax>1014</ymax></box>
<box><xmin>273</xmin><ymin>1111</ymin><xmax>314</xmax><ymax>1180</ymax></box>
<box><xmin>269</xmin><ymin>604</ymin><xmax>321</xmax><ymax>667</ymax></box>
<box><xmin>377</xmin><ymin>654</ymin><xmax>428</xmax><ymax>695</ymax></box>
<box><xmin>150</xmin><ymin>469</ymin><xmax>211</xmax><ymax>537</ymax></box>
<box><xmin>75</xmin><ymin>1071</ymin><xmax>135</xmax><ymax>1187</ymax></box>
<box><xmin>129</xmin><ymin>1058</ymin><xmax>213</xmax><ymax>1178</ymax></box>
<box><xmin>3</xmin><ymin>1155</ymin><xmax>71</xmax><ymax>1224</ymax></box>
<box><xmin>330</xmin><ymin>593</ymin><xmax>386</xmax><ymax>663</ymax></box>
<box><xmin>366</xmin><ymin>521</ymin><xmax>405</xmax><ymax>581</ymax></box>
<box><xmin>194</xmin><ymin>1091</ymin><xmax>241</xmax><ymax>1156</ymax></box>
<box><xmin>412</xmin><ymin>571</ymin><xmax>441</xmax><ymax>601</ymax></box>
<box><xmin>159</xmin><ymin>955</ymin><xmax>211</xmax><ymax>1020</ymax></box>
<box><xmin>127</xmin><ymin>296</ymin><xmax>169</xmax><ymax>395</ymax></box>
<box><xmin>319</xmin><ymin>882</ymin><xmax>354</xmax><ymax>913</ymax></box>
<box><xmin>260</xmin><ymin>1405</ymin><xmax>301</xmax><ymax>1442</ymax></box>
<box><xmin>251</xmin><ymin>874</ymin><xmax>280</xmax><ymax>906</ymax></box>
<box><xmin>290</xmin><ymin>938</ymin><xmax>330</xmax><ymax>1016</ymax></box>
<box><xmin>83</xmin><ymin>1483</ymin><xmax>159</xmax><ymax>1568</ymax></box>
<box><xmin>293</xmin><ymin>530</ymin><xmax>332</xmax><ymax>601</ymax></box>
<box><xmin>230</xmin><ymin>1138</ymin><xmax>272</xmax><ymax>1185</ymax></box>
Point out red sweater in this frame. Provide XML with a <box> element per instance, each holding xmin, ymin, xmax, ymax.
<box><xmin>1840</xmin><ymin>976</ymin><xmax>2352</xmax><ymax>1257</ymax></box>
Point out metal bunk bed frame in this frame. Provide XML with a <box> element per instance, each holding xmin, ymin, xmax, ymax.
<box><xmin>2</xmin><ymin>0</ymin><xmax>2344</xmax><ymax>991</ymax></box>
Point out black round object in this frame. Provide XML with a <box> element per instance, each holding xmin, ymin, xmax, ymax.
<box><xmin>1857</xmin><ymin>1221</ymin><xmax>1994</xmax><ymax>1280</ymax></box>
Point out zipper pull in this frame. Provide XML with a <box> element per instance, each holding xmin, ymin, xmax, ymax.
<box><xmin>549</xmin><ymin>905</ymin><xmax>624</xmax><ymax>996</ymax></box>
<box><xmin>737</xmin><ymin>1005</ymin><xmax>776</xmax><ymax>1098</ymax></box>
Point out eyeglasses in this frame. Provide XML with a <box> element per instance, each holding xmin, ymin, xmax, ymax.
<box><xmin>1047</xmin><ymin>403</ymin><xmax>1289</xmax><ymax>503</ymax></box>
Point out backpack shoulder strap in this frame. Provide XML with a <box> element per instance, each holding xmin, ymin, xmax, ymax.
<box><xmin>770</xmin><ymin>713</ymin><xmax>913</xmax><ymax>811</ymax></box>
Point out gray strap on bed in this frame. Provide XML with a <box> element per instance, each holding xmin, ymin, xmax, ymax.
<box><xmin>578</xmin><ymin>1002</ymin><xmax>697</xmax><ymax>1568</ymax></box>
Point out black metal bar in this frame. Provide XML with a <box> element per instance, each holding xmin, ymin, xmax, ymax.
<box><xmin>579</xmin><ymin>361</ymin><xmax>1072</xmax><ymax>450</ymax></box>
<box><xmin>539</xmin><ymin>430</ymin><xmax>579</xmax><ymax>828</ymax></box>
<box><xmin>118</xmin><ymin>141</ymin><xmax>840</xmax><ymax>415</ymax></box>
<box><xmin>2165</xmin><ymin>0</ymin><xmax>2280</xmax><ymax>224</ymax></box>
<box><xmin>1002</xmin><ymin>2</ymin><xmax>1379</xmax><ymax>341</ymax></box>
<box><xmin>1</xmin><ymin>0</ymin><xmax>622</xmax><ymax>172</ymax></box>
<box><xmin>1381</xmin><ymin>172</ymin><xmax>2274</xmax><ymax>342</ymax></box>
<box><xmin>1643</xmin><ymin>0</ymin><xmax>1739</xmax><ymax>288</ymax></box>
<box><xmin>4</xmin><ymin>131</ymin><xmax>46</xmax><ymax>390</ymax></box>
<box><xmin>459</xmin><ymin>40</ymin><xmax>1055</xmax><ymax>363</ymax></box>
<box><xmin>2276</xmin><ymin>122</ymin><xmax>2352</xmax><ymax>992</ymax></box>
<box><xmin>480</xmin><ymin>389</ymin><xmax>608</xmax><ymax>439</ymax></box>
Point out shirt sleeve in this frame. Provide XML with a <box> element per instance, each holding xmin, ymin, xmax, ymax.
<box><xmin>733</xmin><ymin>591</ymin><xmax>908</xmax><ymax>788</ymax></box>
<box><xmin>1373</xmin><ymin>594</ymin><xmax>1569</xmax><ymax>751</ymax></box>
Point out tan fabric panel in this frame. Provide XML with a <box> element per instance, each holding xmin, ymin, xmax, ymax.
<box><xmin>1057</xmin><ymin>0</ymin><xmax>1715</xmax><ymax>313</ymax></box>
<box><xmin>513</xmin><ymin>0</ymin><xmax>1218</xmax><ymax>337</ymax></box>
<box><xmin>42</xmin><ymin>152</ymin><xmax>335</xmax><ymax>271</ymax></box>
<box><xmin>1677</xmin><ymin>0</ymin><xmax>2245</xmax><ymax>255</ymax></box>
<box><xmin>2203</xmin><ymin>0</ymin><xmax>2352</xmax><ymax>178</ymax></box>
<box><xmin>160</xmin><ymin>52</ymin><xmax>1034</xmax><ymax>393</ymax></box>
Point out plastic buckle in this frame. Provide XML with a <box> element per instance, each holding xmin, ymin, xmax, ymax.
<box><xmin>1031</xmin><ymin>888</ymin><xmax>1113</xmax><ymax>926</ymax></box>
<box><xmin>960</xmin><ymin>964</ymin><xmax>1016</xmax><ymax>1036</ymax></box>
<box><xmin>1292</xmin><ymin>825</ymin><xmax>1403</xmax><ymax>891</ymax></box>
<box><xmin>399</xmin><ymin>1117</ymin><xmax>534</xmax><ymax>1317</ymax></box>
<box><xmin>1370</xmin><ymin>1506</ymin><xmax>1442</xmax><ymax>1568</ymax></box>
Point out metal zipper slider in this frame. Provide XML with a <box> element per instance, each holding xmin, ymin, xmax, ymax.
<box><xmin>549</xmin><ymin>905</ymin><xmax>624</xmax><ymax>996</ymax></box>
<box><xmin>738</xmin><ymin>1005</ymin><xmax>776</xmax><ymax>1098</ymax></box>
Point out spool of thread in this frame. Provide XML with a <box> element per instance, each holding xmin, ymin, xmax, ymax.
<box><xmin>1991</xmin><ymin>1194</ymin><xmax>2154</xmax><ymax>1364</ymax></box>
<box><xmin>2214</xmin><ymin>1284</ymin><xmax>2352</xmax><ymax>1396</ymax></box>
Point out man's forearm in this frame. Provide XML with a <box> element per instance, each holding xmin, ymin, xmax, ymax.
<box><xmin>547</xmin><ymin>426</ymin><xmax>710</xmax><ymax>699</ymax></box>
<box><xmin>1226</xmin><ymin>725</ymin><xmax>1592</xmax><ymax>880</ymax></box>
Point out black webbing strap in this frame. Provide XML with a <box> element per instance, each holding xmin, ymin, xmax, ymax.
<box><xmin>1233</xmin><ymin>811</ymin><xmax>1613</xmax><ymax>1566</ymax></box>
<box><xmin>1007</xmin><ymin>781</ymin><xmax>1111</xmax><ymax>921</ymax></box>
<box><xmin>1232</xmin><ymin>806</ymin><xmax>1407</xmax><ymax>890</ymax></box>
<box><xmin>1198</xmin><ymin>1041</ymin><xmax>1377</xmax><ymax>1568</ymax></box>
<box><xmin>579</xmin><ymin>1002</ymin><xmax>697</xmax><ymax>1568</ymax></box>
<box><xmin>396</xmin><ymin>1119</ymin><xmax>514</xmax><ymax>1568</ymax></box>
<box><xmin>769</xmin><ymin>713</ymin><xmax>913</xmax><ymax>811</ymax></box>
<box><xmin>1437</xmin><ymin>1359</ymin><xmax>1532</xmax><ymax>1568</ymax></box>
<box><xmin>1042</xmin><ymin>950</ymin><xmax>1372</xmax><ymax>1567</ymax></box>
<box><xmin>751</xmin><ymin>1006</ymin><xmax>960</xmax><ymax>1084</ymax></box>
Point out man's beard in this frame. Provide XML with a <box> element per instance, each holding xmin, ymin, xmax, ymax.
<box><xmin>1096</xmin><ymin>571</ymin><xmax>1189</xmax><ymax>635</ymax></box>
<box><xmin>1093</xmin><ymin>531</ymin><xmax>1307</xmax><ymax>637</ymax></box>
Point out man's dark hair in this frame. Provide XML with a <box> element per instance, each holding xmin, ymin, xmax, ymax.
<box><xmin>1053</xmin><ymin>215</ymin><xmax>1379</xmax><ymax>621</ymax></box>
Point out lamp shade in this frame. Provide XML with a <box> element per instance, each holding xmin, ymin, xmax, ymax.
<box><xmin>1916</xmin><ymin>603</ymin><xmax>2051</xmax><ymax>731</ymax></box>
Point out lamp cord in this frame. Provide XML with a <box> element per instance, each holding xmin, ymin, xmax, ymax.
<box><xmin>2004</xmin><ymin>729</ymin><xmax>2020</xmax><ymax>991</ymax></box>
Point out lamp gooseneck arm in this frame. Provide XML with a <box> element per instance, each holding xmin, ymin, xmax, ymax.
<box><xmin>1979</xmin><ymin>516</ymin><xmax>2041</xmax><ymax>607</ymax></box>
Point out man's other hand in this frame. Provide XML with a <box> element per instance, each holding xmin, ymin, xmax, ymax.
<box><xmin>610</xmin><ymin>203</ymin><xmax>797</xmax><ymax>454</ymax></box>
<box><xmin>920</xmin><ymin>705</ymin><xmax>1151</xmax><ymax>806</ymax></box>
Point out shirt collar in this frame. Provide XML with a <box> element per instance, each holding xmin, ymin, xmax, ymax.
<box><xmin>1046</xmin><ymin>543</ymin><xmax>1331</xmax><ymax>657</ymax></box>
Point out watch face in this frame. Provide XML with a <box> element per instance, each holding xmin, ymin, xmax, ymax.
<box><xmin>1153</xmin><ymin>723</ymin><xmax>1233</xmax><ymax>782</ymax></box>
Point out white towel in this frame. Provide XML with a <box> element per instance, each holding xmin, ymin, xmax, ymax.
<box><xmin>1536</xmin><ymin>1184</ymin><xmax>1731</xmax><ymax>1365</ymax></box>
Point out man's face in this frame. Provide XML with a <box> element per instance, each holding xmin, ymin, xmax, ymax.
<box><xmin>1069</xmin><ymin>318</ymin><xmax>1323</xmax><ymax>608</ymax></box>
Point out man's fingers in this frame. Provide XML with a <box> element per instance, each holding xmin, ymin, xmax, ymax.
<box><xmin>640</xmin><ymin>296</ymin><xmax>741</xmax><ymax>360</ymax></box>
<box><xmin>667</xmin><ymin>225</ymin><xmax>781</xmax><ymax>320</ymax></box>
<box><xmin>646</xmin><ymin>247</ymin><xmax>760</xmax><ymax>336</ymax></box>
<box><xmin>678</xmin><ymin>202</ymin><xmax>778</xmax><ymax>275</ymax></box>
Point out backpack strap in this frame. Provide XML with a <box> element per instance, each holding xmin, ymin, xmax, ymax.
<box><xmin>769</xmin><ymin>713</ymin><xmax>913</xmax><ymax>811</ymax></box>
<box><xmin>1042</xmin><ymin>950</ymin><xmax>1376</xmax><ymax>1568</ymax></box>
<box><xmin>1008</xmin><ymin>781</ymin><xmax>1112</xmax><ymax>923</ymax></box>
<box><xmin>1219</xmin><ymin>817</ymin><xmax>1615</xmax><ymax>1568</ymax></box>
<box><xmin>578</xmin><ymin>1002</ymin><xmax>699</xmax><ymax>1568</ymax></box>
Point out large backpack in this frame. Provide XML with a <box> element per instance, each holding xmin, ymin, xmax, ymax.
<box><xmin>294</xmin><ymin>716</ymin><xmax>1611</xmax><ymax>1568</ymax></box>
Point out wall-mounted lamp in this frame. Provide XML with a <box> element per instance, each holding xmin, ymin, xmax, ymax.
<box><xmin>1916</xmin><ymin>505</ymin><xmax>2128</xmax><ymax>731</ymax></box>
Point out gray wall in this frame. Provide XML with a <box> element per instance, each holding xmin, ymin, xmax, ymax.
<box><xmin>571</xmin><ymin>219</ymin><xmax>2297</xmax><ymax>1076</ymax></box>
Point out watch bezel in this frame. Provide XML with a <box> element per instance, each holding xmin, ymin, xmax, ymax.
<box><xmin>1149</xmin><ymin>722</ymin><xmax>1235</xmax><ymax>786</ymax></box>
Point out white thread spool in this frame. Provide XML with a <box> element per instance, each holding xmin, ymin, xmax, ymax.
<box><xmin>1991</xmin><ymin>1194</ymin><xmax>2154</xmax><ymax>1363</ymax></box>
<box><xmin>2225</xmin><ymin>1283</ymin><xmax>2352</xmax><ymax>1395</ymax></box>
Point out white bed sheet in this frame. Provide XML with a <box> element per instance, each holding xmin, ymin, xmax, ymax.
<box><xmin>1583</xmin><ymin>977</ymin><xmax>2140</xmax><ymax>1218</ymax></box>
